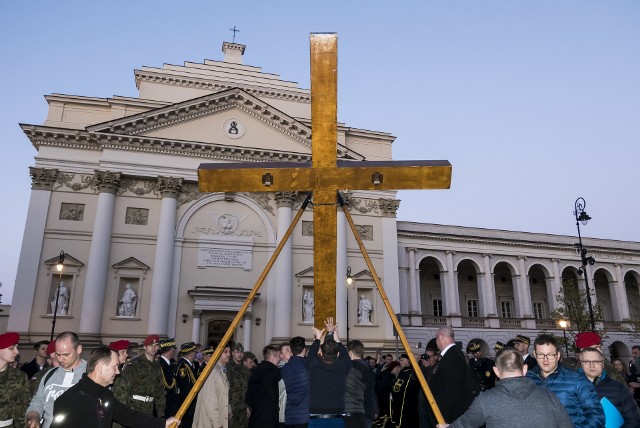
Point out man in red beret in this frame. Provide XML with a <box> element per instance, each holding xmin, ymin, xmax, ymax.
<box><xmin>574</xmin><ymin>331</ymin><xmax>626</xmax><ymax>384</ymax></box>
<box><xmin>112</xmin><ymin>334</ymin><xmax>165</xmax><ymax>428</ymax></box>
<box><xmin>109</xmin><ymin>340</ymin><xmax>130</xmax><ymax>369</ymax></box>
<box><xmin>0</xmin><ymin>332</ymin><xmax>31</xmax><ymax>428</ymax></box>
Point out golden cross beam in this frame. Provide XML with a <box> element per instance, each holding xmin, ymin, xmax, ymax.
<box><xmin>198</xmin><ymin>33</ymin><xmax>452</xmax><ymax>327</ymax></box>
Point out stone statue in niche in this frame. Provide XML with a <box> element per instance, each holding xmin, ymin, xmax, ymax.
<box><xmin>303</xmin><ymin>290</ymin><xmax>314</xmax><ymax>322</ymax></box>
<box><xmin>118</xmin><ymin>283</ymin><xmax>138</xmax><ymax>317</ymax></box>
<box><xmin>50</xmin><ymin>281</ymin><xmax>70</xmax><ymax>315</ymax></box>
<box><xmin>357</xmin><ymin>295</ymin><xmax>372</xmax><ymax>324</ymax></box>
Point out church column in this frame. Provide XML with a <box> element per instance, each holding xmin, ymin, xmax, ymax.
<box><xmin>8</xmin><ymin>168</ymin><xmax>59</xmax><ymax>332</ymax></box>
<box><xmin>516</xmin><ymin>256</ymin><xmax>533</xmax><ymax>318</ymax></box>
<box><xmin>79</xmin><ymin>171</ymin><xmax>121</xmax><ymax>336</ymax></box>
<box><xmin>148</xmin><ymin>177</ymin><xmax>182</xmax><ymax>335</ymax></box>
<box><xmin>273</xmin><ymin>192</ymin><xmax>296</xmax><ymax>339</ymax></box>
<box><xmin>444</xmin><ymin>251</ymin><xmax>460</xmax><ymax>316</ymax></box>
<box><xmin>242</xmin><ymin>314</ymin><xmax>252</xmax><ymax>350</ymax></box>
<box><xmin>336</xmin><ymin>209</ymin><xmax>348</xmax><ymax>339</ymax></box>
<box><xmin>407</xmin><ymin>248</ymin><xmax>419</xmax><ymax>314</ymax></box>
<box><xmin>549</xmin><ymin>259</ymin><xmax>563</xmax><ymax>311</ymax></box>
<box><xmin>191</xmin><ymin>310</ymin><xmax>201</xmax><ymax>343</ymax></box>
<box><xmin>380</xmin><ymin>200</ymin><xmax>402</xmax><ymax>338</ymax></box>
<box><xmin>614</xmin><ymin>264</ymin><xmax>631</xmax><ymax>320</ymax></box>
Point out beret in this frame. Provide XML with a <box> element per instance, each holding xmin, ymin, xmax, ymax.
<box><xmin>0</xmin><ymin>332</ymin><xmax>19</xmax><ymax>349</ymax></box>
<box><xmin>575</xmin><ymin>331</ymin><xmax>601</xmax><ymax>349</ymax></box>
<box><xmin>108</xmin><ymin>340</ymin><xmax>130</xmax><ymax>352</ymax></box>
<box><xmin>144</xmin><ymin>334</ymin><xmax>160</xmax><ymax>346</ymax></box>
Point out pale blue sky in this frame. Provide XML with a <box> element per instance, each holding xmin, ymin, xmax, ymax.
<box><xmin>1</xmin><ymin>1</ymin><xmax>638</xmax><ymax>303</ymax></box>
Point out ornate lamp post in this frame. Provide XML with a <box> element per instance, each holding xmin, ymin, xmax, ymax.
<box><xmin>346</xmin><ymin>266</ymin><xmax>354</xmax><ymax>342</ymax></box>
<box><xmin>50</xmin><ymin>251</ymin><xmax>65</xmax><ymax>341</ymax></box>
<box><xmin>574</xmin><ymin>197</ymin><xmax>596</xmax><ymax>332</ymax></box>
<box><xmin>558</xmin><ymin>319</ymin><xmax>570</xmax><ymax>356</ymax></box>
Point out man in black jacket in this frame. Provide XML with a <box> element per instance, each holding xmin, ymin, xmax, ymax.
<box><xmin>50</xmin><ymin>347</ymin><xmax>180</xmax><ymax>428</ymax></box>
<box><xmin>20</xmin><ymin>340</ymin><xmax>50</xmax><ymax>381</ymax></box>
<box><xmin>246</xmin><ymin>345</ymin><xmax>282</xmax><ymax>428</ymax></box>
<box><xmin>428</xmin><ymin>326</ymin><xmax>476</xmax><ymax>425</ymax></box>
<box><xmin>344</xmin><ymin>340</ymin><xmax>377</xmax><ymax>428</ymax></box>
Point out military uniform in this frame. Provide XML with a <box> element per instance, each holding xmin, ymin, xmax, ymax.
<box><xmin>0</xmin><ymin>332</ymin><xmax>31</xmax><ymax>428</ymax></box>
<box><xmin>159</xmin><ymin>338</ymin><xmax>179</xmax><ymax>418</ymax></box>
<box><xmin>112</xmin><ymin>353</ymin><xmax>166</xmax><ymax>425</ymax></box>
<box><xmin>176</xmin><ymin>342</ymin><xmax>198</xmax><ymax>428</ymax></box>
<box><xmin>227</xmin><ymin>359</ymin><xmax>250</xmax><ymax>428</ymax></box>
<box><xmin>390</xmin><ymin>365</ymin><xmax>419</xmax><ymax>427</ymax></box>
<box><xmin>467</xmin><ymin>339</ymin><xmax>496</xmax><ymax>391</ymax></box>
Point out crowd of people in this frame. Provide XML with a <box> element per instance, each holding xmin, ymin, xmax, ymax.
<box><xmin>1</xmin><ymin>323</ymin><xmax>640</xmax><ymax>427</ymax></box>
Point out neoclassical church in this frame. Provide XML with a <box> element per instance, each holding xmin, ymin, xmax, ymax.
<box><xmin>9</xmin><ymin>41</ymin><xmax>640</xmax><ymax>358</ymax></box>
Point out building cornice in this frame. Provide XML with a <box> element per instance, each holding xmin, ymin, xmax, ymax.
<box><xmin>134</xmin><ymin>69</ymin><xmax>311</xmax><ymax>102</ymax></box>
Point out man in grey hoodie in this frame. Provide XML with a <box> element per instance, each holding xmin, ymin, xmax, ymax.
<box><xmin>437</xmin><ymin>347</ymin><xmax>573</xmax><ymax>428</ymax></box>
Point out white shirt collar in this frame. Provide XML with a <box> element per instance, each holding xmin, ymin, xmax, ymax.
<box><xmin>440</xmin><ymin>343</ymin><xmax>456</xmax><ymax>356</ymax></box>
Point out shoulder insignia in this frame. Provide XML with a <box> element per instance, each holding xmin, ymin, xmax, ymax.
<box><xmin>179</xmin><ymin>367</ymin><xmax>186</xmax><ymax>377</ymax></box>
<box><xmin>485</xmin><ymin>371</ymin><xmax>491</xmax><ymax>377</ymax></box>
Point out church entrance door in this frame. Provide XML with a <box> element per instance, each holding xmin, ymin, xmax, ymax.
<box><xmin>207</xmin><ymin>319</ymin><xmax>232</xmax><ymax>346</ymax></box>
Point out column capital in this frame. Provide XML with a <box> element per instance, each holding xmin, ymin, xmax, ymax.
<box><xmin>275</xmin><ymin>191</ymin><xmax>298</xmax><ymax>208</ymax></box>
<box><xmin>157</xmin><ymin>176</ymin><xmax>183</xmax><ymax>198</ymax></box>
<box><xmin>517</xmin><ymin>255</ymin><xmax>527</xmax><ymax>261</ymax></box>
<box><xmin>192</xmin><ymin>309</ymin><xmax>202</xmax><ymax>317</ymax></box>
<box><xmin>482</xmin><ymin>253</ymin><xmax>492</xmax><ymax>258</ymax></box>
<box><xmin>445</xmin><ymin>250</ymin><xmax>456</xmax><ymax>255</ymax></box>
<box><xmin>93</xmin><ymin>170</ymin><xmax>121</xmax><ymax>194</ymax></box>
<box><xmin>406</xmin><ymin>247</ymin><xmax>417</xmax><ymax>253</ymax></box>
<box><xmin>29</xmin><ymin>167</ymin><xmax>59</xmax><ymax>190</ymax></box>
<box><xmin>614</xmin><ymin>263</ymin><xmax>624</xmax><ymax>268</ymax></box>
<box><xmin>551</xmin><ymin>258</ymin><xmax>560</xmax><ymax>263</ymax></box>
<box><xmin>379</xmin><ymin>198</ymin><xmax>400</xmax><ymax>215</ymax></box>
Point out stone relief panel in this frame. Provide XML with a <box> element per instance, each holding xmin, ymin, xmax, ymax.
<box><xmin>301</xmin><ymin>221</ymin><xmax>372</xmax><ymax>240</ymax></box>
<box><xmin>125</xmin><ymin>207</ymin><xmax>149</xmax><ymax>225</ymax></box>
<box><xmin>302</xmin><ymin>221</ymin><xmax>313</xmax><ymax>237</ymax></box>
<box><xmin>59</xmin><ymin>203</ymin><xmax>85</xmax><ymax>221</ymax></box>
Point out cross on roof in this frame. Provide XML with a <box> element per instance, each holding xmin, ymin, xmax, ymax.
<box><xmin>229</xmin><ymin>26</ymin><xmax>239</xmax><ymax>43</ymax></box>
<box><xmin>198</xmin><ymin>33</ymin><xmax>452</xmax><ymax>327</ymax></box>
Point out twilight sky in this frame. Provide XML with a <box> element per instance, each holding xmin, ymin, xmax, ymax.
<box><xmin>1</xmin><ymin>1</ymin><xmax>638</xmax><ymax>303</ymax></box>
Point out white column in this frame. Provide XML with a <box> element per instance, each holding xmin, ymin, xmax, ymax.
<box><xmin>148</xmin><ymin>177</ymin><xmax>182</xmax><ymax>335</ymax></box>
<box><xmin>481</xmin><ymin>254</ymin><xmax>498</xmax><ymax>316</ymax></box>
<box><xmin>407</xmin><ymin>248</ymin><xmax>419</xmax><ymax>314</ymax></box>
<box><xmin>243</xmin><ymin>315</ymin><xmax>252</xmax><ymax>350</ymax></box>
<box><xmin>191</xmin><ymin>310</ymin><xmax>201</xmax><ymax>343</ymax></box>
<box><xmin>79</xmin><ymin>171</ymin><xmax>120</xmax><ymax>335</ymax></box>
<box><xmin>8</xmin><ymin>168</ymin><xmax>59</xmax><ymax>332</ymax></box>
<box><xmin>445</xmin><ymin>251</ymin><xmax>460</xmax><ymax>315</ymax></box>
<box><xmin>336</xmin><ymin>210</ymin><xmax>348</xmax><ymax>339</ymax></box>
<box><xmin>517</xmin><ymin>256</ymin><xmax>533</xmax><ymax>318</ymax></box>
<box><xmin>549</xmin><ymin>259</ymin><xmax>563</xmax><ymax>311</ymax></box>
<box><xmin>381</xmin><ymin>213</ymin><xmax>401</xmax><ymax>339</ymax></box>
<box><xmin>615</xmin><ymin>264</ymin><xmax>631</xmax><ymax>320</ymax></box>
<box><xmin>273</xmin><ymin>192</ymin><xmax>295</xmax><ymax>338</ymax></box>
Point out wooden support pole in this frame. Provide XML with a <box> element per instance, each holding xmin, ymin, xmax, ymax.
<box><xmin>338</xmin><ymin>191</ymin><xmax>445</xmax><ymax>425</ymax></box>
<box><xmin>169</xmin><ymin>193</ymin><xmax>312</xmax><ymax>427</ymax></box>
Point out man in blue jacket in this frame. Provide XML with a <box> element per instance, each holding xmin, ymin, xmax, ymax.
<box><xmin>527</xmin><ymin>334</ymin><xmax>605</xmax><ymax>428</ymax></box>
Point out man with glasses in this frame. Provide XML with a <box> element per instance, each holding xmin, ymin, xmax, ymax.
<box><xmin>526</xmin><ymin>334</ymin><xmax>604</xmax><ymax>428</ymax></box>
<box><xmin>113</xmin><ymin>334</ymin><xmax>166</xmax><ymax>427</ymax></box>
<box><xmin>580</xmin><ymin>348</ymin><xmax>640</xmax><ymax>427</ymax></box>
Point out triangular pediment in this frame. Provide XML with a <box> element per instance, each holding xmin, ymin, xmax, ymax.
<box><xmin>88</xmin><ymin>88</ymin><xmax>313</xmax><ymax>154</ymax></box>
<box><xmin>112</xmin><ymin>257</ymin><xmax>150</xmax><ymax>271</ymax></box>
<box><xmin>44</xmin><ymin>253</ymin><xmax>84</xmax><ymax>268</ymax></box>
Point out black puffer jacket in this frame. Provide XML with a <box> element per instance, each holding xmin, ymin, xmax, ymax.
<box><xmin>593</xmin><ymin>371</ymin><xmax>640</xmax><ymax>428</ymax></box>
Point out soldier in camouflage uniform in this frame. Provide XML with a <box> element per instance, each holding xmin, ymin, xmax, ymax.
<box><xmin>467</xmin><ymin>339</ymin><xmax>496</xmax><ymax>391</ymax></box>
<box><xmin>227</xmin><ymin>342</ymin><xmax>250</xmax><ymax>428</ymax></box>
<box><xmin>0</xmin><ymin>332</ymin><xmax>31</xmax><ymax>428</ymax></box>
<box><xmin>112</xmin><ymin>334</ymin><xmax>165</xmax><ymax>427</ymax></box>
<box><xmin>176</xmin><ymin>341</ymin><xmax>198</xmax><ymax>428</ymax></box>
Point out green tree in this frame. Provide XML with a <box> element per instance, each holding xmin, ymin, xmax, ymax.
<box><xmin>550</xmin><ymin>279</ymin><xmax>606</xmax><ymax>353</ymax></box>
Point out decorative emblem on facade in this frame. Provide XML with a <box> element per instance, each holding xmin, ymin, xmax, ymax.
<box><xmin>56</xmin><ymin>173</ymin><xmax>94</xmax><ymax>192</ymax></box>
<box><xmin>207</xmin><ymin>213</ymin><xmax>249</xmax><ymax>235</ymax></box>
<box><xmin>119</xmin><ymin>178</ymin><xmax>157</xmax><ymax>196</ymax></box>
<box><xmin>244</xmin><ymin>192</ymin><xmax>275</xmax><ymax>215</ymax></box>
<box><xmin>355</xmin><ymin>225</ymin><xmax>373</xmax><ymax>241</ymax></box>
<box><xmin>178</xmin><ymin>182</ymin><xmax>203</xmax><ymax>207</ymax></box>
<box><xmin>60</xmin><ymin>203</ymin><xmax>85</xmax><ymax>221</ymax></box>
<box><xmin>302</xmin><ymin>220</ymin><xmax>314</xmax><ymax>236</ymax></box>
<box><xmin>125</xmin><ymin>207</ymin><xmax>149</xmax><ymax>225</ymax></box>
<box><xmin>223</xmin><ymin>118</ymin><xmax>246</xmax><ymax>139</ymax></box>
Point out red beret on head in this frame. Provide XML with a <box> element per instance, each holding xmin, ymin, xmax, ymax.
<box><xmin>108</xmin><ymin>340</ymin><xmax>130</xmax><ymax>352</ymax></box>
<box><xmin>0</xmin><ymin>332</ymin><xmax>20</xmax><ymax>349</ymax></box>
<box><xmin>575</xmin><ymin>331</ymin><xmax>601</xmax><ymax>349</ymax></box>
<box><xmin>46</xmin><ymin>340</ymin><xmax>57</xmax><ymax>355</ymax></box>
<box><xmin>144</xmin><ymin>334</ymin><xmax>160</xmax><ymax>346</ymax></box>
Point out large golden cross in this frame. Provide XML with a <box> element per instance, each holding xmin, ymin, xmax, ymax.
<box><xmin>198</xmin><ymin>34</ymin><xmax>451</xmax><ymax>327</ymax></box>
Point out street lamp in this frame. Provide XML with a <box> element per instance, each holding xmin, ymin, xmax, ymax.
<box><xmin>573</xmin><ymin>197</ymin><xmax>596</xmax><ymax>331</ymax></box>
<box><xmin>346</xmin><ymin>266</ymin><xmax>354</xmax><ymax>342</ymax></box>
<box><xmin>50</xmin><ymin>250</ymin><xmax>65</xmax><ymax>341</ymax></box>
<box><xmin>558</xmin><ymin>319</ymin><xmax>570</xmax><ymax>356</ymax></box>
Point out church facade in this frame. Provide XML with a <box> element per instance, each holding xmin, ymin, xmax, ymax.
<box><xmin>9</xmin><ymin>42</ymin><xmax>640</xmax><ymax>357</ymax></box>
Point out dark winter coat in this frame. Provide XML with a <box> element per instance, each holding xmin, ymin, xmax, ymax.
<box><xmin>307</xmin><ymin>337</ymin><xmax>351</xmax><ymax>414</ymax></box>
<box><xmin>344</xmin><ymin>358</ymin><xmax>377</xmax><ymax>419</ymax></box>
<box><xmin>592</xmin><ymin>370</ymin><xmax>640</xmax><ymax>428</ymax></box>
<box><xmin>281</xmin><ymin>355</ymin><xmax>310</xmax><ymax>424</ymax></box>
<box><xmin>245</xmin><ymin>360</ymin><xmax>281</xmax><ymax>428</ymax></box>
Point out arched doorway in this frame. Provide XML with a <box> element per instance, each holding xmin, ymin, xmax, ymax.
<box><xmin>625</xmin><ymin>271</ymin><xmax>640</xmax><ymax>320</ymax></box>
<box><xmin>418</xmin><ymin>256</ymin><xmax>444</xmax><ymax>318</ymax></box>
<box><xmin>494</xmin><ymin>261</ymin><xmax>516</xmax><ymax>319</ymax></box>
<box><xmin>207</xmin><ymin>319</ymin><xmax>232</xmax><ymax>346</ymax></box>
<box><xmin>593</xmin><ymin>269</ymin><xmax>614</xmax><ymax>321</ymax></box>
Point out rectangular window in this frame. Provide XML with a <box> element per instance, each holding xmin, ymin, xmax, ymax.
<box><xmin>467</xmin><ymin>300</ymin><xmax>479</xmax><ymax>317</ymax></box>
<box><xmin>532</xmin><ymin>302</ymin><xmax>544</xmax><ymax>319</ymax></box>
<box><xmin>432</xmin><ymin>299</ymin><xmax>443</xmax><ymax>317</ymax></box>
<box><xmin>501</xmin><ymin>301</ymin><xmax>512</xmax><ymax>318</ymax></box>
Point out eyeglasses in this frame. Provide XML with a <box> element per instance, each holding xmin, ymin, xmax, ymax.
<box><xmin>580</xmin><ymin>360</ymin><xmax>604</xmax><ymax>366</ymax></box>
<box><xmin>535</xmin><ymin>353</ymin><xmax>558</xmax><ymax>360</ymax></box>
